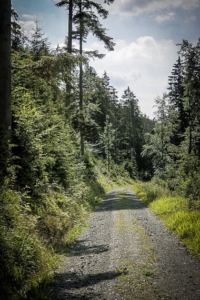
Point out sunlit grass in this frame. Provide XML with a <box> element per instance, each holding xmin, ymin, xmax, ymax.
<box><xmin>149</xmin><ymin>197</ymin><xmax>188</xmax><ymax>214</ymax></box>
<box><xmin>133</xmin><ymin>181</ymin><xmax>170</xmax><ymax>205</ymax></box>
<box><xmin>167</xmin><ymin>211</ymin><xmax>200</xmax><ymax>256</ymax></box>
<box><xmin>133</xmin><ymin>181</ymin><xmax>200</xmax><ymax>259</ymax></box>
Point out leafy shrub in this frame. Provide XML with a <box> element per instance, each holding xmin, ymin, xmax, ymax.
<box><xmin>0</xmin><ymin>187</ymin><xmax>56</xmax><ymax>300</ymax></box>
<box><xmin>133</xmin><ymin>181</ymin><xmax>170</xmax><ymax>205</ymax></box>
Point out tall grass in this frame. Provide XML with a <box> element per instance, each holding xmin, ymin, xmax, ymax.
<box><xmin>133</xmin><ymin>179</ymin><xmax>170</xmax><ymax>205</ymax></box>
<box><xmin>0</xmin><ymin>188</ymin><xmax>57</xmax><ymax>300</ymax></box>
<box><xmin>133</xmin><ymin>180</ymin><xmax>200</xmax><ymax>259</ymax></box>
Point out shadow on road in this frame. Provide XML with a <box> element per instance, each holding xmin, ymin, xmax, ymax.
<box><xmin>95</xmin><ymin>191</ymin><xmax>146</xmax><ymax>212</ymax></box>
<box><xmin>69</xmin><ymin>240</ymin><xmax>109</xmax><ymax>257</ymax></box>
<box><xmin>48</xmin><ymin>270</ymin><xmax>120</xmax><ymax>299</ymax></box>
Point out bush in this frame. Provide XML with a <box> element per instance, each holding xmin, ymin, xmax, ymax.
<box><xmin>0</xmin><ymin>187</ymin><xmax>56</xmax><ymax>300</ymax></box>
<box><xmin>133</xmin><ymin>180</ymin><xmax>170</xmax><ymax>205</ymax></box>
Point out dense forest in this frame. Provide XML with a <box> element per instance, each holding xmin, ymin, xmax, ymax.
<box><xmin>142</xmin><ymin>38</ymin><xmax>200</xmax><ymax>200</ymax></box>
<box><xmin>0</xmin><ymin>1</ymin><xmax>200</xmax><ymax>299</ymax></box>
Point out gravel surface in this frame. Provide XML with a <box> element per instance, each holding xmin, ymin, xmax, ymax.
<box><xmin>47</xmin><ymin>187</ymin><xmax>200</xmax><ymax>300</ymax></box>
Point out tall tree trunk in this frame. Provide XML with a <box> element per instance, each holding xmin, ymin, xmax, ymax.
<box><xmin>79</xmin><ymin>0</ymin><xmax>84</xmax><ymax>155</ymax></box>
<box><xmin>0</xmin><ymin>0</ymin><xmax>11</xmax><ymax>139</ymax></box>
<box><xmin>65</xmin><ymin>0</ymin><xmax>73</xmax><ymax>110</ymax></box>
<box><xmin>68</xmin><ymin>0</ymin><xmax>73</xmax><ymax>54</ymax></box>
<box><xmin>0</xmin><ymin>0</ymin><xmax>11</xmax><ymax>182</ymax></box>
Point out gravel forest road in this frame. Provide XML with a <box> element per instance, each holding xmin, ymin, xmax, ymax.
<box><xmin>48</xmin><ymin>187</ymin><xmax>200</xmax><ymax>300</ymax></box>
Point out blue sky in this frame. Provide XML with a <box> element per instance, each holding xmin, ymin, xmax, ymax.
<box><xmin>12</xmin><ymin>0</ymin><xmax>200</xmax><ymax>118</ymax></box>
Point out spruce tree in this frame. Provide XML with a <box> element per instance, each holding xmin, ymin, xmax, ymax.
<box><xmin>29</xmin><ymin>21</ymin><xmax>50</xmax><ymax>61</ymax></box>
<box><xmin>73</xmin><ymin>0</ymin><xmax>115</xmax><ymax>155</ymax></box>
<box><xmin>168</xmin><ymin>56</ymin><xmax>186</xmax><ymax>146</ymax></box>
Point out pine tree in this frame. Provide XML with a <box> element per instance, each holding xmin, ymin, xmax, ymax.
<box><xmin>180</xmin><ymin>40</ymin><xmax>200</xmax><ymax>155</ymax></box>
<box><xmin>11</xmin><ymin>9</ymin><xmax>25</xmax><ymax>51</ymax></box>
<box><xmin>120</xmin><ymin>87</ymin><xmax>140</xmax><ymax>163</ymax></box>
<box><xmin>29</xmin><ymin>21</ymin><xmax>50</xmax><ymax>61</ymax></box>
<box><xmin>56</xmin><ymin>0</ymin><xmax>74</xmax><ymax>110</ymax></box>
<box><xmin>73</xmin><ymin>0</ymin><xmax>115</xmax><ymax>155</ymax></box>
<box><xmin>142</xmin><ymin>94</ymin><xmax>172</xmax><ymax>179</ymax></box>
<box><xmin>56</xmin><ymin>0</ymin><xmax>115</xmax><ymax>53</ymax></box>
<box><xmin>100</xmin><ymin>115</ymin><xmax>115</xmax><ymax>171</ymax></box>
<box><xmin>168</xmin><ymin>56</ymin><xmax>186</xmax><ymax>146</ymax></box>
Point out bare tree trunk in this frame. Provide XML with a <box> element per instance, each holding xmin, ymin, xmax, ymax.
<box><xmin>79</xmin><ymin>0</ymin><xmax>84</xmax><ymax>156</ymax></box>
<box><xmin>65</xmin><ymin>0</ymin><xmax>73</xmax><ymax>110</ymax></box>
<box><xmin>68</xmin><ymin>0</ymin><xmax>73</xmax><ymax>54</ymax></box>
<box><xmin>0</xmin><ymin>0</ymin><xmax>12</xmax><ymax>139</ymax></box>
<box><xmin>0</xmin><ymin>0</ymin><xmax>11</xmax><ymax>182</ymax></box>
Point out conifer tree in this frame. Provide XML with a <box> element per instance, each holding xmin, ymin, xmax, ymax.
<box><xmin>120</xmin><ymin>87</ymin><xmax>140</xmax><ymax>163</ymax></box>
<box><xmin>142</xmin><ymin>94</ymin><xmax>172</xmax><ymax>179</ymax></box>
<box><xmin>73</xmin><ymin>0</ymin><xmax>115</xmax><ymax>155</ymax></box>
<box><xmin>29</xmin><ymin>21</ymin><xmax>50</xmax><ymax>61</ymax></box>
<box><xmin>11</xmin><ymin>9</ymin><xmax>25</xmax><ymax>51</ymax></box>
<box><xmin>168</xmin><ymin>56</ymin><xmax>187</xmax><ymax>150</ymax></box>
<box><xmin>100</xmin><ymin>115</ymin><xmax>115</xmax><ymax>171</ymax></box>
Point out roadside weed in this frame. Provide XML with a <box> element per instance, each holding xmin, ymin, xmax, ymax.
<box><xmin>133</xmin><ymin>181</ymin><xmax>200</xmax><ymax>258</ymax></box>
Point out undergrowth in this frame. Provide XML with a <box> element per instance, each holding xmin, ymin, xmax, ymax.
<box><xmin>133</xmin><ymin>180</ymin><xmax>200</xmax><ymax>259</ymax></box>
<box><xmin>0</xmin><ymin>152</ymin><xmax>129</xmax><ymax>300</ymax></box>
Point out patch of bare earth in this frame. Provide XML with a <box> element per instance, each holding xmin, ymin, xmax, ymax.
<box><xmin>47</xmin><ymin>188</ymin><xmax>200</xmax><ymax>300</ymax></box>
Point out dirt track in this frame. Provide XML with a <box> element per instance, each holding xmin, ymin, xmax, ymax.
<box><xmin>48</xmin><ymin>187</ymin><xmax>200</xmax><ymax>300</ymax></box>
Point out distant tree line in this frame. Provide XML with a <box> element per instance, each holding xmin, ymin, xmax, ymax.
<box><xmin>142</xmin><ymin>38</ymin><xmax>200</xmax><ymax>202</ymax></box>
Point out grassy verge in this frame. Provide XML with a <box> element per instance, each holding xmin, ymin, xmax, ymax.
<box><xmin>133</xmin><ymin>181</ymin><xmax>200</xmax><ymax>259</ymax></box>
<box><xmin>113</xmin><ymin>192</ymin><xmax>163</xmax><ymax>300</ymax></box>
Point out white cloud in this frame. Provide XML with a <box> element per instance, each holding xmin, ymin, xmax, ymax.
<box><xmin>89</xmin><ymin>36</ymin><xmax>178</xmax><ymax>118</ymax></box>
<box><xmin>19</xmin><ymin>20</ymin><xmax>36</xmax><ymax>39</ymax></box>
<box><xmin>22</xmin><ymin>14</ymin><xmax>37</xmax><ymax>21</ymax></box>
<box><xmin>184</xmin><ymin>15</ymin><xmax>196</xmax><ymax>23</ymax></box>
<box><xmin>18</xmin><ymin>14</ymin><xmax>38</xmax><ymax>39</ymax></box>
<box><xmin>104</xmin><ymin>0</ymin><xmax>200</xmax><ymax>17</ymax></box>
<box><xmin>154</xmin><ymin>12</ymin><xmax>176</xmax><ymax>23</ymax></box>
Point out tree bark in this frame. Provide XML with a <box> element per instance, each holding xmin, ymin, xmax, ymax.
<box><xmin>65</xmin><ymin>0</ymin><xmax>73</xmax><ymax>110</ymax></box>
<box><xmin>0</xmin><ymin>0</ymin><xmax>12</xmax><ymax>139</ymax></box>
<box><xmin>68</xmin><ymin>0</ymin><xmax>73</xmax><ymax>54</ymax></box>
<box><xmin>79</xmin><ymin>0</ymin><xmax>84</xmax><ymax>155</ymax></box>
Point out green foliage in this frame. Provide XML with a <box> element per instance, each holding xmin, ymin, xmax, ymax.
<box><xmin>100</xmin><ymin>115</ymin><xmax>115</xmax><ymax>171</ymax></box>
<box><xmin>133</xmin><ymin>180</ymin><xmax>170</xmax><ymax>205</ymax></box>
<box><xmin>149</xmin><ymin>197</ymin><xmax>188</xmax><ymax>215</ymax></box>
<box><xmin>0</xmin><ymin>128</ymin><xmax>12</xmax><ymax>185</ymax></box>
<box><xmin>143</xmin><ymin>38</ymin><xmax>200</xmax><ymax>201</ymax></box>
<box><xmin>167</xmin><ymin>211</ymin><xmax>200</xmax><ymax>256</ymax></box>
<box><xmin>0</xmin><ymin>11</ymin><xmax>165</xmax><ymax>300</ymax></box>
<box><xmin>175</xmin><ymin>153</ymin><xmax>200</xmax><ymax>203</ymax></box>
<box><xmin>123</xmin><ymin>161</ymin><xmax>137</xmax><ymax>179</ymax></box>
<box><xmin>0</xmin><ymin>187</ymin><xmax>56</xmax><ymax>300</ymax></box>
